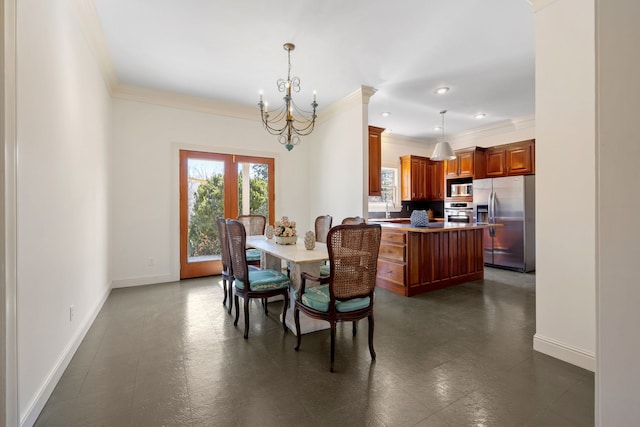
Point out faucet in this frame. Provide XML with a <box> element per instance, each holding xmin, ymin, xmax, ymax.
<box><xmin>385</xmin><ymin>201</ymin><xmax>392</xmax><ymax>219</ymax></box>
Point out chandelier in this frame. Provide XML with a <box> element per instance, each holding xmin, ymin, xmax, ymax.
<box><xmin>258</xmin><ymin>43</ymin><xmax>318</xmax><ymax>151</ymax></box>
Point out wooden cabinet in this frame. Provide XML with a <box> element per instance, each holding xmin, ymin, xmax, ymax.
<box><xmin>486</xmin><ymin>148</ymin><xmax>507</xmax><ymax>177</ymax></box>
<box><xmin>368</xmin><ymin>126</ymin><xmax>385</xmax><ymax>196</ymax></box>
<box><xmin>426</xmin><ymin>161</ymin><xmax>444</xmax><ymax>200</ymax></box>
<box><xmin>376</xmin><ymin>227</ymin><xmax>485</xmax><ymax>297</ymax></box>
<box><xmin>445</xmin><ymin>147</ymin><xmax>486</xmax><ymax>179</ymax></box>
<box><xmin>506</xmin><ymin>140</ymin><xmax>535</xmax><ymax>175</ymax></box>
<box><xmin>485</xmin><ymin>140</ymin><xmax>535</xmax><ymax>177</ymax></box>
<box><xmin>400</xmin><ymin>155</ymin><xmax>444</xmax><ymax>201</ymax></box>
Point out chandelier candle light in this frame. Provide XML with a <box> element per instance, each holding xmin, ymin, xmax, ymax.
<box><xmin>258</xmin><ymin>43</ymin><xmax>318</xmax><ymax>151</ymax></box>
<box><xmin>430</xmin><ymin>110</ymin><xmax>456</xmax><ymax>161</ymax></box>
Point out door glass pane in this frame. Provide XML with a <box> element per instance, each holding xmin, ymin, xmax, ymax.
<box><xmin>237</xmin><ymin>162</ymin><xmax>270</xmax><ymax>218</ymax></box>
<box><xmin>187</xmin><ymin>158</ymin><xmax>225</xmax><ymax>263</ymax></box>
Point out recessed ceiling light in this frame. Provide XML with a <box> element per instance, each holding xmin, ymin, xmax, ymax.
<box><xmin>433</xmin><ymin>126</ymin><xmax>442</xmax><ymax>131</ymax></box>
<box><xmin>475</xmin><ymin>113</ymin><xmax>486</xmax><ymax>119</ymax></box>
<box><xmin>381</xmin><ymin>112</ymin><xmax>391</xmax><ymax>117</ymax></box>
<box><xmin>435</xmin><ymin>87</ymin><xmax>450</xmax><ymax>95</ymax></box>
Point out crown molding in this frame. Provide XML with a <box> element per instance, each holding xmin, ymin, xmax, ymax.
<box><xmin>361</xmin><ymin>85</ymin><xmax>378</xmax><ymax>104</ymax></box>
<box><xmin>383</xmin><ymin>132</ymin><xmax>434</xmax><ymax>146</ymax></box>
<box><xmin>316</xmin><ymin>86</ymin><xmax>373</xmax><ymax>125</ymax></box>
<box><xmin>530</xmin><ymin>0</ymin><xmax>559</xmax><ymax>13</ymax></box>
<box><xmin>67</xmin><ymin>0</ymin><xmax>118</xmax><ymax>93</ymax></box>
<box><xmin>451</xmin><ymin>114</ymin><xmax>535</xmax><ymax>141</ymax></box>
<box><xmin>112</xmin><ymin>84</ymin><xmax>258</xmax><ymax>120</ymax></box>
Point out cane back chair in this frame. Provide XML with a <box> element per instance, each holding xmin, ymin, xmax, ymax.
<box><xmin>226</xmin><ymin>219</ymin><xmax>290</xmax><ymax>339</ymax></box>
<box><xmin>294</xmin><ymin>223</ymin><xmax>382</xmax><ymax>371</ymax></box>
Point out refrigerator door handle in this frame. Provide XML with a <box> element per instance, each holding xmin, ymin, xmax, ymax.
<box><xmin>489</xmin><ymin>191</ymin><xmax>496</xmax><ymax>236</ymax></box>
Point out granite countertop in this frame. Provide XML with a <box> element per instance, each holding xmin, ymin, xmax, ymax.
<box><xmin>379</xmin><ymin>222</ymin><xmax>501</xmax><ymax>233</ymax></box>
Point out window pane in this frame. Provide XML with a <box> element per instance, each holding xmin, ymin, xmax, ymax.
<box><xmin>238</xmin><ymin>162</ymin><xmax>270</xmax><ymax>218</ymax></box>
<box><xmin>187</xmin><ymin>158</ymin><xmax>224</xmax><ymax>262</ymax></box>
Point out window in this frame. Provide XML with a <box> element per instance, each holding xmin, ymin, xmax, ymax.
<box><xmin>368</xmin><ymin>167</ymin><xmax>399</xmax><ymax>212</ymax></box>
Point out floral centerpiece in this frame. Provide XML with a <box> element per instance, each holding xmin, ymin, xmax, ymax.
<box><xmin>274</xmin><ymin>216</ymin><xmax>297</xmax><ymax>245</ymax></box>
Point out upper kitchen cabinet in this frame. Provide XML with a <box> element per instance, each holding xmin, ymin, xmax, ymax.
<box><xmin>486</xmin><ymin>140</ymin><xmax>535</xmax><ymax>177</ymax></box>
<box><xmin>368</xmin><ymin>126</ymin><xmax>385</xmax><ymax>196</ymax></box>
<box><xmin>445</xmin><ymin>147</ymin><xmax>487</xmax><ymax>179</ymax></box>
<box><xmin>426</xmin><ymin>160</ymin><xmax>444</xmax><ymax>200</ymax></box>
<box><xmin>506</xmin><ymin>139</ymin><xmax>535</xmax><ymax>175</ymax></box>
<box><xmin>400</xmin><ymin>155</ymin><xmax>444</xmax><ymax>201</ymax></box>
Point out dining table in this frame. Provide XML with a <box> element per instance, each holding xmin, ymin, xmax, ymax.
<box><xmin>245</xmin><ymin>235</ymin><xmax>330</xmax><ymax>335</ymax></box>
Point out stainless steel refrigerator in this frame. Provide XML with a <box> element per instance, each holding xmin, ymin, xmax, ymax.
<box><xmin>473</xmin><ymin>175</ymin><xmax>535</xmax><ymax>272</ymax></box>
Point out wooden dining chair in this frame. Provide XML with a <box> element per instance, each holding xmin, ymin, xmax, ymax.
<box><xmin>315</xmin><ymin>215</ymin><xmax>333</xmax><ymax>278</ymax></box>
<box><xmin>216</xmin><ymin>217</ymin><xmax>234</xmax><ymax>314</ymax></box>
<box><xmin>341</xmin><ymin>216</ymin><xmax>366</xmax><ymax>225</ymax></box>
<box><xmin>237</xmin><ymin>214</ymin><xmax>266</xmax><ymax>267</ymax></box>
<box><xmin>226</xmin><ymin>219</ymin><xmax>290</xmax><ymax>339</ymax></box>
<box><xmin>294</xmin><ymin>223</ymin><xmax>382</xmax><ymax>371</ymax></box>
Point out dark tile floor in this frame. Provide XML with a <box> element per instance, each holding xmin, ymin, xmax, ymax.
<box><xmin>35</xmin><ymin>268</ymin><xmax>594</xmax><ymax>426</ymax></box>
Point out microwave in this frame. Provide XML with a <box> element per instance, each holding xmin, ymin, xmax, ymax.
<box><xmin>451</xmin><ymin>183</ymin><xmax>473</xmax><ymax>197</ymax></box>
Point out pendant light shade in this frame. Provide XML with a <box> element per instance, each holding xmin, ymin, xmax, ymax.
<box><xmin>431</xmin><ymin>110</ymin><xmax>456</xmax><ymax>161</ymax></box>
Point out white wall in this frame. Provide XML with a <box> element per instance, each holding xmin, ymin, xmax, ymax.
<box><xmin>381</xmin><ymin>133</ymin><xmax>436</xmax><ymax>170</ymax></box>
<box><xmin>533</xmin><ymin>0</ymin><xmax>596</xmax><ymax>371</ymax></box>
<box><xmin>110</xmin><ymin>96</ymin><xmax>311</xmax><ymax>286</ymax></box>
<box><xmin>16</xmin><ymin>0</ymin><xmax>112</xmax><ymax>424</ymax></box>
<box><xmin>596</xmin><ymin>0</ymin><xmax>640</xmax><ymax>423</ymax></box>
<box><xmin>307</xmin><ymin>89</ymin><xmax>367</xmax><ymax>226</ymax></box>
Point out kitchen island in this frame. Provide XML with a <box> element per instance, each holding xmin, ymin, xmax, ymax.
<box><xmin>376</xmin><ymin>222</ymin><xmax>499</xmax><ymax>296</ymax></box>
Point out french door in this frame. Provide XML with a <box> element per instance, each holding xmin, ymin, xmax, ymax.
<box><xmin>179</xmin><ymin>150</ymin><xmax>275</xmax><ymax>279</ymax></box>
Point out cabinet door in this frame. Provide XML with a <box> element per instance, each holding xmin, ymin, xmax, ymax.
<box><xmin>434</xmin><ymin>161</ymin><xmax>444</xmax><ymax>199</ymax></box>
<box><xmin>368</xmin><ymin>126</ymin><xmax>384</xmax><ymax>196</ymax></box>
<box><xmin>457</xmin><ymin>151</ymin><xmax>475</xmax><ymax>177</ymax></box>
<box><xmin>445</xmin><ymin>157</ymin><xmax>459</xmax><ymax>177</ymax></box>
<box><xmin>506</xmin><ymin>141</ymin><xmax>534</xmax><ymax>175</ymax></box>
<box><xmin>400</xmin><ymin>156</ymin><xmax>413</xmax><ymax>201</ymax></box>
<box><xmin>426</xmin><ymin>161</ymin><xmax>444</xmax><ymax>200</ymax></box>
<box><xmin>411</xmin><ymin>158</ymin><xmax>426</xmax><ymax>200</ymax></box>
<box><xmin>486</xmin><ymin>148</ymin><xmax>506</xmax><ymax>177</ymax></box>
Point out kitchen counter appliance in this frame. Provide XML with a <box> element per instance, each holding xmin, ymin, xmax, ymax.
<box><xmin>444</xmin><ymin>201</ymin><xmax>473</xmax><ymax>223</ymax></box>
<box><xmin>473</xmin><ymin>175</ymin><xmax>535</xmax><ymax>272</ymax></box>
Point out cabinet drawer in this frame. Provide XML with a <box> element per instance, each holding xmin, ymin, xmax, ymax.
<box><xmin>377</xmin><ymin>259</ymin><xmax>405</xmax><ymax>286</ymax></box>
<box><xmin>382</xmin><ymin>230</ymin><xmax>406</xmax><ymax>244</ymax></box>
<box><xmin>379</xmin><ymin>243</ymin><xmax>405</xmax><ymax>262</ymax></box>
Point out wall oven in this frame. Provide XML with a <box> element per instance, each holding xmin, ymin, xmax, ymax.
<box><xmin>444</xmin><ymin>201</ymin><xmax>473</xmax><ymax>223</ymax></box>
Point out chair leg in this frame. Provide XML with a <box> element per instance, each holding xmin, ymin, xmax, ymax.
<box><xmin>227</xmin><ymin>280</ymin><xmax>233</xmax><ymax>314</ymax></box>
<box><xmin>222</xmin><ymin>278</ymin><xmax>227</xmax><ymax>307</ymax></box>
<box><xmin>368</xmin><ymin>315</ymin><xmax>376</xmax><ymax>361</ymax></box>
<box><xmin>263</xmin><ymin>298</ymin><xmax>268</xmax><ymax>315</ymax></box>
<box><xmin>243</xmin><ymin>297</ymin><xmax>250</xmax><ymax>339</ymax></box>
<box><xmin>281</xmin><ymin>291</ymin><xmax>289</xmax><ymax>333</ymax></box>
<box><xmin>330</xmin><ymin>322</ymin><xmax>336</xmax><ymax>372</ymax></box>
<box><xmin>352</xmin><ymin>320</ymin><xmax>358</xmax><ymax>336</ymax></box>
<box><xmin>233</xmin><ymin>294</ymin><xmax>240</xmax><ymax>326</ymax></box>
<box><xmin>294</xmin><ymin>307</ymin><xmax>302</xmax><ymax>350</ymax></box>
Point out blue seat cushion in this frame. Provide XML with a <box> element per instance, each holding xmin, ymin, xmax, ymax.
<box><xmin>319</xmin><ymin>264</ymin><xmax>330</xmax><ymax>278</ymax></box>
<box><xmin>296</xmin><ymin>284</ymin><xmax>370</xmax><ymax>313</ymax></box>
<box><xmin>245</xmin><ymin>249</ymin><xmax>261</xmax><ymax>262</ymax></box>
<box><xmin>235</xmin><ymin>269</ymin><xmax>290</xmax><ymax>292</ymax></box>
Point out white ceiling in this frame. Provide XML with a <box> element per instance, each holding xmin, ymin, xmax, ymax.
<box><xmin>92</xmin><ymin>0</ymin><xmax>535</xmax><ymax>140</ymax></box>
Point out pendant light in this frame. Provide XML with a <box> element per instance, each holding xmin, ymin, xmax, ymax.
<box><xmin>431</xmin><ymin>110</ymin><xmax>456</xmax><ymax>161</ymax></box>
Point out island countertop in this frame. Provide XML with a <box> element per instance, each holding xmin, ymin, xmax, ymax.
<box><xmin>378</xmin><ymin>222</ymin><xmax>500</xmax><ymax>233</ymax></box>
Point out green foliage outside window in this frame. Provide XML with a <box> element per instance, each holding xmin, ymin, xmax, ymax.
<box><xmin>188</xmin><ymin>164</ymin><xmax>269</xmax><ymax>258</ymax></box>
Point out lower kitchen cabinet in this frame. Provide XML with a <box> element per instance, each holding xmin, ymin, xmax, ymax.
<box><xmin>376</xmin><ymin>226</ymin><xmax>485</xmax><ymax>296</ymax></box>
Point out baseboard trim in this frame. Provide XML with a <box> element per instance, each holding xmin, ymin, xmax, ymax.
<box><xmin>20</xmin><ymin>285</ymin><xmax>111</xmax><ymax>427</ymax></box>
<box><xmin>111</xmin><ymin>273</ymin><xmax>176</xmax><ymax>288</ymax></box>
<box><xmin>533</xmin><ymin>333</ymin><xmax>596</xmax><ymax>372</ymax></box>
